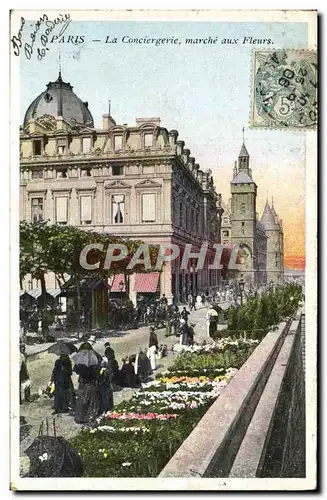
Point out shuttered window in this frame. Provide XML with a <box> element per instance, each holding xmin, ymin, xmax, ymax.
<box><xmin>112</xmin><ymin>194</ymin><xmax>125</xmax><ymax>224</ymax></box>
<box><xmin>142</xmin><ymin>193</ymin><xmax>156</xmax><ymax>222</ymax></box>
<box><xmin>114</xmin><ymin>136</ymin><xmax>122</xmax><ymax>151</ymax></box>
<box><xmin>80</xmin><ymin>196</ymin><xmax>92</xmax><ymax>224</ymax></box>
<box><xmin>31</xmin><ymin>198</ymin><xmax>43</xmax><ymax>223</ymax></box>
<box><xmin>144</xmin><ymin>133</ymin><xmax>153</xmax><ymax>148</ymax></box>
<box><xmin>56</xmin><ymin>197</ymin><xmax>68</xmax><ymax>223</ymax></box>
<box><xmin>82</xmin><ymin>137</ymin><xmax>91</xmax><ymax>152</ymax></box>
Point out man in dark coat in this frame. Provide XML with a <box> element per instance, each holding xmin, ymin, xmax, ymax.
<box><xmin>180</xmin><ymin>306</ymin><xmax>190</xmax><ymax>323</ymax></box>
<box><xmin>104</xmin><ymin>342</ymin><xmax>115</xmax><ymax>360</ymax></box>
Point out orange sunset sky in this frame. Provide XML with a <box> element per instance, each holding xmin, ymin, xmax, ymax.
<box><xmin>209</xmin><ymin>134</ymin><xmax>306</xmax><ymax>271</ymax></box>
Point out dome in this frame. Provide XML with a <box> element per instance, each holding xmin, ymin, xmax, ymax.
<box><xmin>23</xmin><ymin>72</ymin><xmax>94</xmax><ymax>128</ymax></box>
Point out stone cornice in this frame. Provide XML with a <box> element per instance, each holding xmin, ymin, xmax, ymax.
<box><xmin>104</xmin><ymin>180</ymin><xmax>131</xmax><ymax>190</ymax></box>
<box><xmin>20</xmin><ymin>151</ymin><xmax>176</xmax><ymax>167</ymax></box>
<box><xmin>134</xmin><ymin>178</ymin><xmax>162</xmax><ymax>189</ymax></box>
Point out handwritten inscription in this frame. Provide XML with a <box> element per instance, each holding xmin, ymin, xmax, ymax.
<box><xmin>11</xmin><ymin>13</ymin><xmax>71</xmax><ymax>60</ymax></box>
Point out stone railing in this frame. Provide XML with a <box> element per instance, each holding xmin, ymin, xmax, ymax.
<box><xmin>159</xmin><ymin>312</ymin><xmax>305</xmax><ymax>478</ymax></box>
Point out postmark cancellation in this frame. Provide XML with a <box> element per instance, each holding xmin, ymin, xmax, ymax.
<box><xmin>250</xmin><ymin>50</ymin><xmax>317</xmax><ymax>130</ymax></box>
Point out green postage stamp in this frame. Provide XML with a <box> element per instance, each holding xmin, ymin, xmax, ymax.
<box><xmin>251</xmin><ymin>50</ymin><xmax>317</xmax><ymax>129</ymax></box>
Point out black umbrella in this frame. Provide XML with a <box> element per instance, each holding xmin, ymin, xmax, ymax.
<box><xmin>71</xmin><ymin>350</ymin><xmax>100</xmax><ymax>367</ymax></box>
<box><xmin>24</xmin><ymin>435</ymin><xmax>83</xmax><ymax>478</ymax></box>
<box><xmin>48</xmin><ymin>341</ymin><xmax>78</xmax><ymax>356</ymax></box>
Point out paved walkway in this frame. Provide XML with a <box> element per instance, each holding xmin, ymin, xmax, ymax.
<box><xmin>20</xmin><ymin>305</ymin><xmax>209</xmax><ymax>451</ymax></box>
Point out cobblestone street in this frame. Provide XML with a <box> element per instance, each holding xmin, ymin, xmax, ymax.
<box><xmin>20</xmin><ymin>306</ymin><xmax>210</xmax><ymax>450</ymax></box>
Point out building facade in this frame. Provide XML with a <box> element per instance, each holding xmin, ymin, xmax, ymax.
<box><xmin>220</xmin><ymin>141</ymin><xmax>284</xmax><ymax>285</ymax></box>
<box><xmin>20</xmin><ymin>72</ymin><xmax>223</xmax><ymax>304</ymax></box>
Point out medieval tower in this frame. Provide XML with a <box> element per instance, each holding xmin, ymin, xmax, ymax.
<box><xmin>230</xmin><ymin>139</ymin><xmax>258</xmax><ymax>282</ymax></box>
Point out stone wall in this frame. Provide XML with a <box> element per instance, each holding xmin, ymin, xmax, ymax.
<box><xmin>160</xmin><ymin>313</ymin><xmax>306</xmax><ymax>478</ymax></box>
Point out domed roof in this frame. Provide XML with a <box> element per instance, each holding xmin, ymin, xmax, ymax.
<box><xmin>23</xmin><ymin>72</ymin><xmax>94</xmax><ymax>128</ymax></box>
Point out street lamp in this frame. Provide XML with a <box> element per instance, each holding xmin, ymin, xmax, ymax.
<box><xmin>239</xmin><ymin>279</ymin><xmax>245</xmax><ymax>306</ymax></box>
<box><xmin>118</xmin><ymin>280</ymin><xmax>124</xmax><ymax>306</ymax></box>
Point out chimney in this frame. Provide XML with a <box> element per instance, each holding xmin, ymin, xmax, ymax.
<box><xmin>56</xmin><ymin>117</ymin><xmax>64</xmax><ymax>131</ymax></box>
<box><xmin>198</xmin><ymin>169</ymin><xmax>204</xmax><ymax>184</ymax></box>
<box><xmin>183</xmin><ymin>148</ymin><xmax>190</xmax><ymax>165</ymax></box>
<box><xmin>169</xmin><ymin>130</ymin><xmax>178</xmax><ymax>148</ymax></box>
<box><xmin>188</xmin><ymin>157</ymin><xmax>195</xmax><ymax>173</ymax></box>
<box><xmin>194</xmin><ymin>163</ymin><xmax>200</xmax><ymax>178</ymax></box>
<box><xmin>176</xmin><ymin>140</ymin><xmax>185</xmax><ymax>156</ymax></box>
<box><xmin>102</xmin><ymin>114</ymin><xmax>116</xmax><ymax>131</ymax></box>
<box><xmin>28</xmin><ymin>119</ymin><xmax>37</xmax><ymax>134</ymax></box>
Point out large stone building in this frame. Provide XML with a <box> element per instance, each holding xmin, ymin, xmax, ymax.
<box><xmin>220</xmin><ymin>140</ymin><xmax>284</xmax><ymax>285</ymax></box>
<box><xmin>20</xmin><ymin>72</ymin><xmax>223</xmax><ymax>305</ymax></box>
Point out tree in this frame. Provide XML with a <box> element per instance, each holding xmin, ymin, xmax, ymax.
<box><xmin>20</xmin><ymin>221</ymin><xmax>159</xmax><ymax>335</ymax></box>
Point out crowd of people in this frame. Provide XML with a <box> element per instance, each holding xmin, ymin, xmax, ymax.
<box><xmin>20</xmin><ymin>292</ymin><xmax>227</xmax><ymax>426</ymax></box>
<box><xmin>19</xmin><ymin>324</ymin><xmax>169</xmax><ymax>426</ymax></box>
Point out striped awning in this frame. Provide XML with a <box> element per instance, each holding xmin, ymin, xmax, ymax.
<box><xmin>21</xmin><ymin>288</ymin><xmax>62</xmax><ymax>299</ymax></box>
<box><xmin>110</xmin><ymin>274</ymin><xmax>126</xmax><ymax>292</ymax></box>
<box><xmin>133</xmin><ymin>273</ymin><xmax>160</xmax><ymax>293</ymax></box>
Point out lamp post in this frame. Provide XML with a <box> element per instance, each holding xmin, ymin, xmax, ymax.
<box><xmin>118</xmin><ymin>280</ymin><xmax>124</xmax><ymax>306</ymax></box>
<box><xmin>239</xmin><ymin>278</ymin><xmax>245</xmax><ymax>306</ymax></box>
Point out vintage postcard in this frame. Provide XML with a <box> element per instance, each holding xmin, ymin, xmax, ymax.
<box><xmin>10</xmin><ymin>9</ymin><xmax>317</xmax><ymax>491</ymax></box>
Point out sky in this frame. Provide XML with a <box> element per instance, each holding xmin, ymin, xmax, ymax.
<box><xmin>19</xmin><ymin>19</ymin><xmax>308</xmax><ymax>269</ymax></box>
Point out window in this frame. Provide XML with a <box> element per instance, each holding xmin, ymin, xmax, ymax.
<box><xmin>142</xmin><ymin>193</ymin><xmax>156</xmax><ymax>222</ymax></box>
<box><xmin>196</xmin><ymin>212</ymin><xmax>199</xmax><ymax>233</ymax></box>
<box><xmin>80</xmin><ymin>196</ymin><xmax>92</xmax><ymax>224</ymax></box>
<box><xmin>223</xmin><ymin>239</ymin><xmax>229</xmax><ymax>245</ymax></box>
<box><xmin>114</xmin><ymin>136</ymin><xmax>123</xmax><ymax>152</ymax></box>
<box><xmin>242</xmin><ymin>222</ymin><xmax>245</xmax><ymax>227</ymax></box>
<box><xmin>33</xmin><ymin>140</ymin><xmax>42</xmax><ymax>156</ymax></box>
<box><xmin>57</xmin><ymin>139</ymin><xmax>66</xmax><ymax>155</ymax></box>
<box><xmin>80</xmin><ymin>168</ymin><xmax>92</xmax><ymax>177</ymax></box>
<box><xmin>112</xmin><ymin>165</ymin><xmax>124</xmax><ymax>176</ymax></box>
<box><xmin>222</xmin><ymin>230</ymin><xmax>229</xmax><ymax>237</ymax></box>
<box><xmin>55</xmin><ymin>197</ymin><xmax>68</xmax><ymax>224</ymax></box>
<box><xmin>275</xmin><ymin>252</ymin><xmax>278</xmax><ymax>258</ymax></box>
<box><xmin>31</xmin><ymin>198</ymin><xmax>43</xmax><ymax>223</ymax></box>
<box><xmin>82</xmin><ymin>137</ymin><xmax>91</xmax><ymax>153</ymax></box>
<box><xmin>179</xmin><ymin>202</ymin><xmax>183</xmax><ymax>226</ymax></box>
<box><xmin>56</xmin><ymin>169</ymin><xmax>68</xmax><ymax>178</ymax></box>
<box><xmin>144</xmin><ymin>133</ymin><xmax>153</xmax><ymax>148</ymax></box>
<box><xmin>240</xmin><ymin>202</ymin><xmax>246</xmax><ymax>215</ymax></box>
<box><xmin>31</xmin><ymin>170</ymin><xmax>44</xmax><ymax>179</ymax></box>
<box><xmin>112</xmin><ymin>194</ymin><xmax>125</xmax><ymax>224</ymax></box>
<box><xmin>241</xmin><ymin>229</ymin><xmax>245</xmax><ymax>235</ymax></box>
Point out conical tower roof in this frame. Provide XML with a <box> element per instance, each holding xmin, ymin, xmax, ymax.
<box><xmin>260</xmin><ymin>200</ymin><xmax>279</xmax><ymax>230</ymax></box>
<box><xmin>239</xmin><ymin>142</ymin><xmax>249</xmax><ymax>157</ymax></box>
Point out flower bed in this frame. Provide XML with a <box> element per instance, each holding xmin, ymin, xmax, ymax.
<box><xmin>70</xmin><ymin>338</ymin><xmax>258</xmax><ymax>477</ymax></box>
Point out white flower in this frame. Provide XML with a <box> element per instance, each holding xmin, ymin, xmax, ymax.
<box><xmin>122</xmin><ymin>462</ymin><xmax>132</xmax><ymax>467</ymax></box>
<box><xmin>38</xmin><ymin>452</ymin><xmax>49</xmax><ymax>462</ymax></box>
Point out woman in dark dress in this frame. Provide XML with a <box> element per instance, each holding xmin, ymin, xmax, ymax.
<box><xmin>74</xmin><ymin>364</ymin><xmax>101</xmax><ymax>424</ymax></box>
<box><xmin>99</xmin><ymin>359</ymin><xmax>114</xmax><ymax>414</ymax></box>
<box><xmin>51</xmin><ymin>354</ymin><xmax>75</xmax><ymax>415</ymax></box>
<box><xmin>118</xmin><ymin>357</ymin><xmax>140</xmax><ymax>387</ymax></box>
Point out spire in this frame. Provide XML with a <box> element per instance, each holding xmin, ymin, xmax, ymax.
<box><xmin>58</xmin><ymin>52</ymin><xmax>62</xmax><ymax>81</ymax></box>
<box><xmin>233</xmin><ymin>160</ymin><xmax>237</xmax><ymax>178</ymax></box>
<box><xmin>238</xmin><ymin>128</ymin><xmax>250</xmax><ymax>174</ymax></box>
<box><xmin>260</xmin><ymin>199</ymin><xmax>278</xmax><ymax>229</ymax></box>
